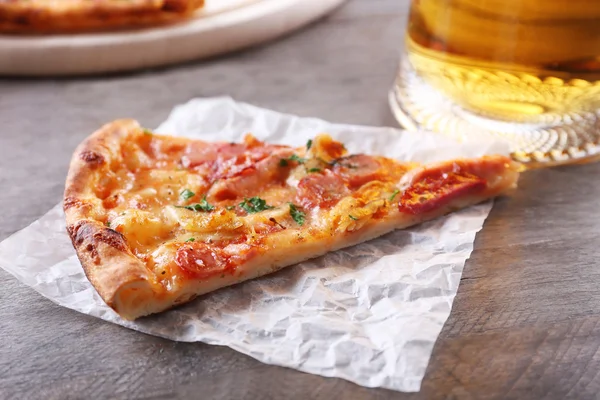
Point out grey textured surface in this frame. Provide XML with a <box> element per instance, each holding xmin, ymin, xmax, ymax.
<box><xmin>2</xmin><ymin>1</ymin><xmax>600</xmax><ymax>399</ymax></box>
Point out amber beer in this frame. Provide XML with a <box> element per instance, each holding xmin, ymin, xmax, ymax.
<box><xmin>406</xmin><ymin>0</ymin><xmax>600</xmax><ymax>123</ymax></box>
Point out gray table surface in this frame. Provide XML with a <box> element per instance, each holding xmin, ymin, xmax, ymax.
<box><xmin>2</xmin><ymin>1</ymin><xmax>600</xmax><ymax>399</ymax></box>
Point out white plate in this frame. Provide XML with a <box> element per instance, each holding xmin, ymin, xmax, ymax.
<box><xmin>0</xmin><ymin>0</ymin><xmax>346</xmax><ymax>76</ymax></box>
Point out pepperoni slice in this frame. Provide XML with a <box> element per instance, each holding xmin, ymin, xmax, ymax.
<box><xmin>332</xmin><ymin>154</ymin><xmax>384</xmax><ymax>188</ymax></box>
<box><xmin>182</xmin><ymin>142</ymin><xmax>221</xmax><ymax>167</ymax></box>
<box><xmin>184</xmin><ymin>138</ymin><xmax>288</xmax><ymax>183</ymax></box>
<box><xmin>296</xmin><ymin>172</ymin><xmax>349</xmax><ymax>208</ymax></box>
<box><xmin>175</xmin><ymin>243</ymin><xmax>230</xmax><ymax>279</ymax></box>
<box><xmin>208</xmin><ymin>150</ymin><xmax>293</xmax><ymax>201</ymax></box>
<box><xmin>407</xmin><ymin>156</ymin><xmax>511</xmax><ymax>184</ymax></box>
<box><xmin>398</xmin><ymin>171</ymin><xmax>486</xmax><ymax>215</ymax></box>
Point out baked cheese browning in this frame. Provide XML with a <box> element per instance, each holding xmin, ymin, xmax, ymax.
<box><xmin>0</xmin><ymin>0</ymin><xmax>205</xmax><ymax>33</ymax></box>
<box><xmin>64</xmin><ymin>119</ymin><xmax>521</xmax><ymax>319</ymax></box>
<box><xmin>77</xmin><ymin>126</ymin><xmax>410</xmax><ymax>288</ymax></box>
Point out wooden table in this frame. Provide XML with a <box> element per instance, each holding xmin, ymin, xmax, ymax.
<box><xmin>2</xmin><ymin>1</ymin><xmax>600</xmax><ymax>398</ymax></box>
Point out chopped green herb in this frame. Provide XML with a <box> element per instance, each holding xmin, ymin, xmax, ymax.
<box><xmin>226</xmin><ymin>205</ymin><xmax>236</xmax><ymax>211</ymax></box>
<box><xmin>105</xmin><ymin>221</ymin><xmax>111</xmax><ymax>227</ymax></box>
<box><xmin>239</xmin><ymin>197</ymin><xmax>274</xmax><ymax>213</ymax></box>
<box><xmin>306</xmin><ymin>139</ymin><xmax>313</xmax><ymax>150</ymax></box>
<box><xmin>179</xmin><ymin>188</ymin><xmax>195</xmax><ymax>201</ymax></box>
<box><xmin>185</xmin><ymin>237</ymin><xmax>196</xmax><ymax>242</ymax></box>
<box><xmin>349</xmin><ymin>215</ymin><xmax>359</xmax><ymax>221</ymax></box>
<box><xmin>289</xmin><ymin>203</ymin><xmax>305</xmax><ymax>226</ymax></box>
<box><xmin>289</xmin><ymin>154</ymin><xmax>306</xmax><ymax>164</ymax></box>
<box><xmin>179</xmin><ymin>196</ymin><xmax>215</xmax><ymax>212</ymax></box>
<box><xmin>279</xmin><ymin>158</ymin><xmax>289</xmax><ymax>167</ymax></box>
<box><xmin>307</xmin><ymin>167</ymin><xmax>321</xmax><ymax>173</ymax></box>
<box><xmin>142</xmin><ymin>128</ymin><xmax>153</xmax><ymax>136</ymax></box>
<box><xmin>389</xmin><ymin>189</ymin><xmax>400</xmax><ymax>201</ymax></box>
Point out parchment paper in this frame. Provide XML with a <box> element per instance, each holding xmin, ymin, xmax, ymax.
<box><xmin>0</xmin><ymin>97</ymin><xmax>507</xmax><ymax>392</ymax></box>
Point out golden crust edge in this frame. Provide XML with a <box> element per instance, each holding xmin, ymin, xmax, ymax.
<box><xmin>64</xmin><ymin>119</ymin><xmax>165</xmax><ymax>320</ymax></box>
<box><xmin>0</xmin><ymin>0</ymin><xmax>205</xmax><ymax>33</ymax></box>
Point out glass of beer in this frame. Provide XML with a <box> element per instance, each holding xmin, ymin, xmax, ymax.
<box><xmin>389</xmin><ymin>0</ymin><xmax>600</xmax><ymax>167</ymax></box>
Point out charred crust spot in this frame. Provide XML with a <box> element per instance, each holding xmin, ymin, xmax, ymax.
<box><xmin>79</xmin><ymin>151</ymin><xmax>105</xmax><ymax>167</ymax></box>
<box><xmin>63</xmin><ymin>196</ymin><xmax>87</xmax><ymax>211</ymax></box>
<box><xmin>162</xmin><ymin>0</ymin><xmax>188</xmax><ymax>12</ymax></box>
<box><xmin>66</xmin><ymin>224</ymin><xmax>76</xmax><ymax>240</ymax></box>
<box><xmin>85</xmin><ymin>243</ymin><xmax>98</xmax><ymax>260</ymax></box>
<box><xmin>14</xmin><ymin>16</ymin><xmax>29</xmax><ymax>26</ymax></box>
<box><xmin>70</xmin><ymin>220</ymin><xmax>93</xmax><ymax>245</ymax></box>
<box><xmin>93</xmin><ymin>228</ymin><xmax>128</xmax><ymax>253</ymax></box>
<box><xmin>68</xmin><ymin>221</ymin><xmax>127</xmax><ymax>255</ymax></box>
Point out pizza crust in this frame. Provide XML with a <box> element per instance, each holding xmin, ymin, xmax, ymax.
<box><xmin>0</xmin><ymin>0</ymin><xmax>205</xmax><ymax>33</ymax></box>
<box><xmin>64</xmin><ymin>120</ymin><xmax>161</xmax><ymax>319</ymax></box>
<box><xmin>64</xmin><ymin>120</ymin><xmax>520</xmax><ymax>320</ymax></box>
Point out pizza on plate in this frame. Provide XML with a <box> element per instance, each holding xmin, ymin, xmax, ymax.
<box><xmin>64</xmin><ymin>120</ymin><xmax>521</xmax><ymax>320</ymax></box>
<box><xmin>0</xmin><ymin>0</ymin><xmax>204</xmax><ymax>33</ymax></box>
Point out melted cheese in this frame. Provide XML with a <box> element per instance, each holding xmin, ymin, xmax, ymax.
<box><xmin>111</xmin><ymin>209</ymin><xmax>177</xmax><ymax>255</ymax></box>
<box><xmin>99</xmin><ymin>131</ymin><xmax>413</xmax><ymax>290</ymax></box>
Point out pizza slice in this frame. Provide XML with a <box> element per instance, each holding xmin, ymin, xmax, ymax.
<box><xmin>0</xmin><ymin>0</ymin><xmax>204</xmax><ymax>33</ymax></box>
<box><xmin>64</xmin><ymin>119</ymin><xmax>521</xmax><ymax>320</ymax></box>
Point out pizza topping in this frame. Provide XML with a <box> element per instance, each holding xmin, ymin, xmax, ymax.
<box><xmin>183</xmin><ymin>141</ymin><xmax>241</xmax><ymax>168</ymax></box>
<box><xmin>280</xmin><ymin>154</ymin><xmax>307</xmax><ymax>166</ymax></box>
<box><xmin>208</xmin><ymin>150</ymin><xmax>293</xmax><ymax>200</ymax></box>
<box><xmin>332</xmin><ymin>154</ymin><xmax>384</xmax><ymax>188</ymax></box>
<box><xmin>178</xmin><ymin>196</ymin><xmax>215</xmax><ymax>212</ymax></box>
<box><xmin>269</xmin><ymin>217</ymin><xmax>286</xmax><ymax>230</ymax></box>
<box><xmin>175</xmin><ymin>243</ymin><xmax>229</xmax><ymax>279</ymax></box>
<box><xmin>167</xmin><ymin>207</ymin><xmax>243</xmax><ymax>233</ymax></box>
<box><xmin>63</xmin><ymin>119</ymin><xmax>523</xmax><ymax>320</ymax></box>
<box><xmin>111</xmin><ymin>209</ymin><xmax>176</xmax><ymax>254</ymax></box>
<box><xmin>310</xmin><ymin>135</ymin><xmax>347</xmax><ymax>162</ymax></box>
<box><xmin>223</xmin><ymin>243</ymin><xmax>260</xmax><ymax>268</ymax></box>
<box><xmin>183</xmin><ymin>135</ymin><xmax>286</xmax><ymax>181</ymax></box>
<box><xmin>329</xmin><ymin>196</ymin><xmax>386</xmax><ymax>233</ymax></box>
<box><xmin>288</xmin><ymin>154</ymin><xmax>306</xmax><ymax>164</ymax></box>
<box><xmin>296</xmin><ymin>172</ymin><xmax>349</xmax><ymax>209</ymax></box>
<box><xmin>288</xmin><ymin>203</ymin><xmax>306</xmax><ymax>226</ymax></box>
<box><xmin>398</xmin><ymin>171</ymin><xmax>486</xmax><ymax>215</ymax></box>
<box><xmin>179</xmin><ymin>188</ymin><xmax>195</xmax><ymax>201</ymax></box>
<box><xmin>239</xmin><ymin>197</ymin><xmax>274</xmax><ymax>214</ymax></box>
<box><xmin>253</xmin><ymin>221</ymin><xmax>286</xmax><ymax>235</ymax></box>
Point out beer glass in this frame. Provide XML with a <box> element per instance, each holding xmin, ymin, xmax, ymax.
<box><xmin>390</xmin><ymin>0</ymin><xmax>600</xmax><ymax>167</ymax></box>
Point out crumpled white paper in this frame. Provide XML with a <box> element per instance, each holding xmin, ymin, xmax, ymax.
<box><xmin>0</xmin><ymin>97</ymin><xmax>508</xmax><ymax>392</ymax></box>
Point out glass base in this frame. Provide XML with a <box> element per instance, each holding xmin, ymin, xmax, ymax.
<box><xmin>389</xmin><ymin>60</ymin><xmax>600</xmax><ymax>168</ymax></box>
